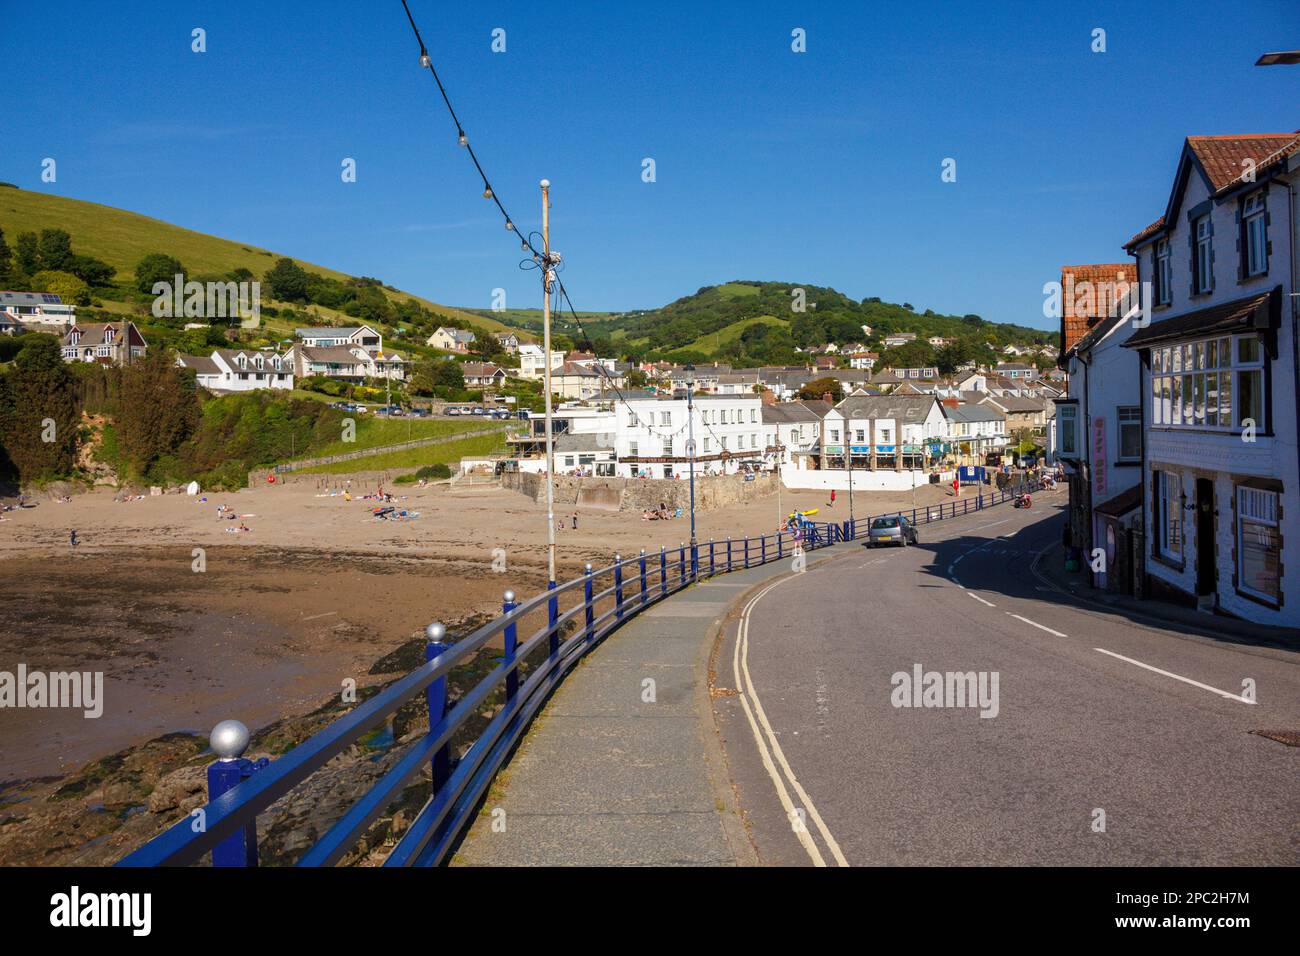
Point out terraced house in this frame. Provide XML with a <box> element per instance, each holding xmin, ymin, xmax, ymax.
<box><xmin>1118</xmin><ymin>132</ymin><xmax>1299</xmax><ymax>624</ymax></box>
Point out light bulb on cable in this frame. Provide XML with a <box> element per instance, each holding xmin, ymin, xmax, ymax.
<box><xmin>504</xmin><ymin>220</ymin><xmax>514</xmax><ymax>231</ymax></box>
<box><xmin>457</xmin><ymin>131</ymin><xmax>468</xmax><ymax>147</ymax></box>
<box><xmin>483</xmin><ymin>186</ymin><xmax>493</xmax><ymax>199</ymax></box>
<box><xmin>419</xmin><ymin>52</ymin><xmax>431</xmax><ymax>69</ymax></box>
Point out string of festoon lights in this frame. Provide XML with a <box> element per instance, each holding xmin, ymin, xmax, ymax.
<box><xmin>400</xmin><ymin>0</ymin><xmax>746</xmax><ymax>453</ymax></box>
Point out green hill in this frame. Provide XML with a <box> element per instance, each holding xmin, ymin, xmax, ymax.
<box><xmin>0</xmin><ymin>186</ymin><xmax>524</xmax><ymax>340</ymax></box>
<box><xmin>584</xmin><ymin>280</ymin><xmax>1058</xmax><ymax>368</ymax></box>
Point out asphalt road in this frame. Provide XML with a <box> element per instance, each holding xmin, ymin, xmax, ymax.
<box><xmin>712</xmin><ymin>491</ymin><xmax>1299</xmax><ymax>866</ymax></box>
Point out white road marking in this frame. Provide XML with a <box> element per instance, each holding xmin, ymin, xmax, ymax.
<box><xmin>1093</xmin><ymin>648</ymin><xmax>1256</xmax><ymax>704</ymax></box>
<box><xmin>733</xmin><ymin>577</ymin><xmax>849</xmax><ymax>867</ymax></box>
<box><xmin>302</xmin><ymin>611</ymin><xmax>338</xmax><ymax>621</ymax></box>
<box><xmin>1007</xmin><ymin>613</ymin><xmax>1067</xmax><ymax>638</ymax></box>
<box><xmin>967</xmin><ymin>592</ymin><xmax>995</xmax><ymax>607</ymax></box>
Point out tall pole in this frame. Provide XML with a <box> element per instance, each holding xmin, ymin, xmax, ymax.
<box><xmin>847</xmin><ymin>409</ymin><xmax>855</xmax><ymax>528</ymax></box>
<box><xmin>541</xmin><ymin>179</ymin><xmax>557</xmax><ymax>586</ymax></box>
<box><xmin>687</xmin><ymin>371</ymin><xmax>697</xmax><ymax>573</ymax></box>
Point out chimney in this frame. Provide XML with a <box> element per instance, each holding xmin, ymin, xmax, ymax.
<box><xmin>760</xmin><ymin>388</ymin><xmax>776</xmax><ymax>405</ymax></box>
<box><xmin>941</xmin><ymin>397</ymin><xmax>959</xmax><ymax>408</ymax></box>
<box><xmin>822</xmin><ymin>391</ymin><xmax>833</xmax><ymax>404</ymax></box>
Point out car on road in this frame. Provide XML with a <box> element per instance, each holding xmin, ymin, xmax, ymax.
<box><xmin>867</xmin><ymin>515</ymin><xmax>918</xmax><ymax>547</ymax></box>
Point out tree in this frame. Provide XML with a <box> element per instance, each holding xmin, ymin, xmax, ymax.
<box><xmin>798</xmin><ymin>377</ymin><xmax>843</xmax><ymax>402</ymax></box>
<box><xmin>0</xmin><ymin>335</ymin><xmax>82</xmax><ymax>481</ymax></box>
<box><xmin>14</xmin><ymin>232</ymin><xmax>39</xmax><ymax>276</ymax></box>
<box><xmin>32</xmin><ymin>270</ymin><xmax>91</xmax><ymax>306</ymax></box>
<box><xmin>135</xmin><ymin>252</ymin><xmax>186</xmax><ymax>294</ymax></box>
<box><xmin>66</xmin><ymin>254</ymin><xmax>116</xmax><ymax>286</ymax></box>
<box><xmin>264</xmin><ymin>258</ymin><xmax>311</xmax><ymax>302</ymax></box>
<box><xmin>115</xmin><ymin>348</ymin><xmax>200</xmax><ymax>480</ymax></box>
<box><xmin>411</xmin><ymin>358</ymin><xmax>465</xmax><ymax>397</ymax></box>
<box><xmin>36</xmin><ymin>229</ymin><xmax>73</xmax><ymax>272</ymax></box>
<box><xmin>0</xmin><ymin>227</ymin><xmax>12</xmax><ymax>284</ymax></box>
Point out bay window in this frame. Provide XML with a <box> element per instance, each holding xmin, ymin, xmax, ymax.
<box><xmin>1148</xmin><ymin>334</ymin><xmax>1263</xmax><ymax>433</ymax></box>
<box><xmin>1056</xmin><ymin>402</ymin><xmax>1079</xmax><ymax>457</ymax></box>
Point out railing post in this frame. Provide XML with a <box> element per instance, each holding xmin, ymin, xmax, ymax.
<box><xmin>691</xmin><ymin>540</ymin><xmax>699</xmax><ymax>580</ymax></box>
<box><xmin>727</xmin><ymin>536</ymin><xmax>733</xmax><ymax>571</ymax></box>
<box><xmin>709</xmin><ymin>538</ymin><xmax>715</xmax><ymax>576</ymax></box>
<box><xmin>425</xmin><ymin>622</ymin><xmax>451</xmax><ymax>792</ymax></box>
<box><xmin>639</xmin><ymin>548</ymin><xmax>648</xmax><ymax>605</ymax></box>
<box><xmin>614</xmin><ymin>554</ymin><xmax>624</xmax><ymax>620</ymax></box>
<box><xmin>778</xmin><ymin>530</ymin><xmax>784</xmax><ymax>559</ymax></box>
<box><xmin>744</xmin><ymin>537</ymin><xmax>750</xmax><ymax>568</ymax></box>
<box><xmin>502</xmin><ymin>591</ymin><xmax>519</xmax><ymax>701</ymax></box>
<box><xmin>660</xmin><ymin>546</ymin><xmax>668</xmax><ymax>597</ymax></box>
<box><xmin>678</xmin><ymin>543</ymin><xmax>686</xmax><ymax>587</ymax></box>
<box><xmin>207</xmin><ymin>719</ymin><xmax>263</xmax><ymax>867</ymax></box>
<box><xmin>547</xmin><ymin>582</ymin><xmax>559</xmax><ymax>658</ymax></box>
<box><xmin>761</xmin><ymin>534</ymin><xmax>767</xmax><ymax>564</ymax></box>
<box><xmin>584</xmin><ymin>563</ymin><xmax>595</xmax><ymax>642</ymax></box>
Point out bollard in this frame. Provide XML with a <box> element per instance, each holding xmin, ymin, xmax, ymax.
<box><xmin>584</xmin><ymin>563</ymin><xmax>595</xmax><ymax>642</ymax></box>
<box><xmin>206</xmin><ymin>719</ymin><xmax>267</xmax><ymax>867</ymax></box>
<box><xmin>425</xmin><ymin>623</ymin><xmax>451</xmax><ymax>792</ymax></box>
<box><xmin>502</xmin><ymin>591</ymin><xmax>519</xmax><ymax>702</ymax></box>
<box><xmin>639</xmin><ymin>548</ymin><xmax>648</xmax><ymax>606</ymax></box>
<box><xmin>614</xmin><ymin>554</ymin><xmax>624</xmax><ymax>620</ymax></box>
<box><xmin>547</xmin><ymin>581</ymin><xmax>559</xmax><ymax>658</ymax></box>
<box><xmin>660</xmin><ymin>546</ymin><xmax>668</xmax><ymax>597</ymax></box>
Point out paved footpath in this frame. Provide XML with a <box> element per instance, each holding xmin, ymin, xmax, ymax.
<box><xmin>452</xmin><ymin>541</ymin><xmax>858</xmax><ymax>866</ymax></box>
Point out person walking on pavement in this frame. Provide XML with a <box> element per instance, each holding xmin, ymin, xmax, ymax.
<box><xmin>830</xmin><ymin>488</ymin><xmax>836</xmax><ymax>508</ymax></box>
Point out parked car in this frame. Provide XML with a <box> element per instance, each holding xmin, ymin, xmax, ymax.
<box><xmin>470</xmin><ymin>406</ymin><xmax>486</xmax><ymax>416</ymax></box>
<box><xmin>867</xmin><ymin>515</ymin><xmax>918</xmax><ymax>547</ymax></box>
<box><xmin>445</xmin><ymin>407</ymin><xmax>462</xmax><ymax>416</ymax></box>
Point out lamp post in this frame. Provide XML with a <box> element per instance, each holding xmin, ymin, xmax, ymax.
<box><xmin>685</xmin><ymin>363</ymin><xmax>698</xmax><ymax>575</ymax></box>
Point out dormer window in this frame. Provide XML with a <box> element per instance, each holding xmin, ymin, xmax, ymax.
<box><xmin>237</xmin><ymin>354</ymin><xmax>246</xmax><ymax>368</ymax></box>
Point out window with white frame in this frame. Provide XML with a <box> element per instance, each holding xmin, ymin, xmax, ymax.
<box><xmin>1117</xmin><ymin>406</ymin><xmax>1142</xmax><ymax>462</ymax></box>
<box><xmin>1244</xmin><ymin>193</ymin><xmax>1267</xmax><ymax>277</ymax></box>
<box><xmin>663</xmin><ymin>438</ymin><xmax>673</xmax><ymax>457</ymax></box>
<box><xmin>1155</xmin><ymin>240</ymin><xmax>1172</xmax><ymax>305</ymax></box>
<box><xmin>1057</xmin><ymin>403</ymin><xmax>1079</xmax><ymax>457</ymax></box>
<box><xmin>1237</xmin><ymin>486</ymin><xmax>1279</xmax><ymax>602</ymax></box>
<box><xmin>1155</xmin><ymin>470</ymin><xmax>1183</xmax><ymax>561</ymax></box>
<box><xmin>660</xmin><ymin>411</ymin><xmax>671</xmax><ymax>426</ymax></box>
<box><xmin>1194</xmin><ymin>216</ymin><xmax>1213</xmax><ymax>294</ymax></box>
<box><xmin>628</xmin><ymin>440</ymin><xmax>638</xmax><ymax>458</ymax></box>
<box><xmin>1149</xmin><ymin>334</ymin><xmax>1263</xmax><ymax>432</ymax></box>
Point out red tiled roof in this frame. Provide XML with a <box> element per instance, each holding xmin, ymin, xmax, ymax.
<box><xmin>1060</xmin><ymin>263</ymin><xmax>1137</xmax><ymax>354</ymax></box>
<box><xmin>1187</xmin><ymin>133</ymin><xmax>1300</xmax><ymax>193</ymax></box>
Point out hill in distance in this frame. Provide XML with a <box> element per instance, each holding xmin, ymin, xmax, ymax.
<box><xmin>476</xmin><ymin>280</ymin><xmax>1058</xmax><ymax>367</ymax></box>
<box><xmin>0</xmin><ymin>186</ymin><xmax>524</xmax><ymax>340</ymax></box>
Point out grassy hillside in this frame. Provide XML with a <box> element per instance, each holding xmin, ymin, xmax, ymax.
<box><xmin>0</xmin><ymin>187</ymin><xmax>525</xmax><ymax>338</ymax></box>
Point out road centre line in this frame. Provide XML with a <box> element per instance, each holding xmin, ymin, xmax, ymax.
<box><xmin>1093</xmin><ymin>647</ymin><xmax>1256</xmax><ymax>704</ymax></box>
<box><xmin>967</xmin><ymin>592</ymin><xmax>996</xmax><ymax>607</ymax></box>
<box><xmin>1007</xmin><ymin>613</ymin><xmax>1068</xmax><ymax>638</ymax></box>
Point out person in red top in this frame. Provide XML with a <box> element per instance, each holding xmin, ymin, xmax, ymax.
<box><xmin>952</xmin><ymin>477</ymin><xmax>961</xmax><ymax>497</ymax></box>
<box><xmin>830</xmin><ymin>489</ymin><xmax>836</xmax><ymax>507</ymax></box>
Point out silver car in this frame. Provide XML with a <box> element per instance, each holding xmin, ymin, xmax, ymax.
<box><xmin>867</xmin><ymin>515</ymin><xmax>918</xmax><ymax>547</ymax></box>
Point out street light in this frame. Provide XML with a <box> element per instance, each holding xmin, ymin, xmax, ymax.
<box><xmin>684</xmin><ymin>363</ymin><xmax>698</xmax><ymax>576</ymax></box>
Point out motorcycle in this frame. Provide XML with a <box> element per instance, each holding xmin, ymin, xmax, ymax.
<box><xmin>1013</xmin><ymin>492</ymin><xmax>1033</xmax><ymax>509</ymax></box>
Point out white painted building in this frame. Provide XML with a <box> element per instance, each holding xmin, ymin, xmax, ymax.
<box><xmin>1</xmin><ymin>290</ymin><xmax>77</xmax><ymax>327</ymax></box>
<box><xmin>177</xmin><ymin>348</ymin><xmax>294</xmax><ymax>392</ymax></box>
<box><xmin>296</xmin><ymin>325</ymin><xmax>383</xmax><ymax>353</ymax></box>
<box><xmin>1116</xmin><ymin>132</ymin><xmax>1298</xmax><ymax>624</ymax></box>
<box><xmin>615</xmin><ymin>394</ymin><xmax>764</xmax><ymax>479</ymax></box>
<box><xmin>518</xmin><ymin>343</ymin><xmax>565</xmax><ymax>379</ymax></box>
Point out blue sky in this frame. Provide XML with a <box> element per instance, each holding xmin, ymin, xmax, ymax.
<box><xmin>2</xmin><ymin>0</ymin><xmax>1297</xmax><ymax>329</ymax></box>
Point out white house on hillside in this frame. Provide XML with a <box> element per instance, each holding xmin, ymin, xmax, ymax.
<box><xmin>177</xmin><ymin>349</ymin><xmax>294</xmax><ymax>392</ymax></box>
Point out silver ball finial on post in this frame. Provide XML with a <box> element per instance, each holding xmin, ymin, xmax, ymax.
<box><xmin>585</xmin><ymin>562</ymin><xmax>593</xmax><ymax>572</ymax></box>
<box><xmin>210</xmin><ymin>719</ymin><xmax>250</xmax><ymax>762</ymax></box>
<box><xmin>503</xmin><ymin>589</ymin><xmax>516</xmax><ymax>604</ymax></box>
<box><xmin>426</xmin><ymin>621</ymin><xmax>446</xmax><ymax>643</ymax></box>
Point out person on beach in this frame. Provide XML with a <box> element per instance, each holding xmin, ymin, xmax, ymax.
<box><xmin>571</xmin><ymin>511</ymin><xmax>578</xmax><ymax>530</ymax></box>
<box><xmin>69</xmin><ymin>529</ymin><xmax>79</xmax><ymax>548</ymax></box>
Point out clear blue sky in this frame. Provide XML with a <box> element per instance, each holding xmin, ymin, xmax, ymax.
<box><xmin>2</xmin><ymin>0</ymin><xmax>1297</xmax><ymax>329</ymax></box>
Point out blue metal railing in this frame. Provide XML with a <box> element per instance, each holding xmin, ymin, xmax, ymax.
<box><xmin>117</xmin><ymin>477</ymin><xmax>1041</xmax><ymax>868</ymax></box>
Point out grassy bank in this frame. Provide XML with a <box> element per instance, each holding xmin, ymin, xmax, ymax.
<box><xmin>297</xmin><ymin>431</ymin><xmax>506</xmax><ymax>475</ymax></box>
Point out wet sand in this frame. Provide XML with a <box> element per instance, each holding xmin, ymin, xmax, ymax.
<box><xmin>0</xmin><ymin>478</ymin><xmax>953</xmax><ymax>782</ymax></box>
